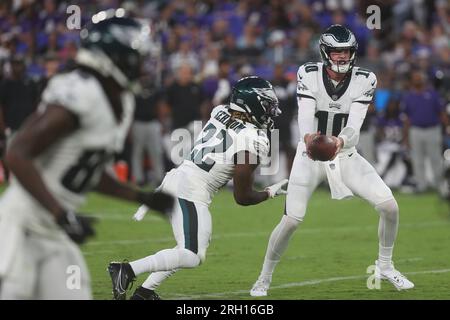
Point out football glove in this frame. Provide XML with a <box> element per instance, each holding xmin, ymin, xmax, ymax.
<box><xmin>133</xmin><ymin>204</ymin><xmax>149</xmax><ymax>221</ymax></box>
<box><xmin>265</xmin><ymin>179</ymin><xmax>289</xmax><ymax>198</ymax></box>
<box><xmin>56</xmin><ymin>211</ymin><xmax>96</xmax><ymax>244</ymax></box>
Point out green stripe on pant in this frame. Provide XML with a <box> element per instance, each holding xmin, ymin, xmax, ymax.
<box><xmin>178</xmin><ymin>198</ymin><xmax>198</xmax><ymax>253</ymax></box>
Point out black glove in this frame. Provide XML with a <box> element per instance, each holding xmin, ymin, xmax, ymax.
<box><xmin>56</xmin><ymin>211</ymin><xmax>96</xmax><ymax>244</ymax></box>
<box><xmin>138</xmin><ymin>191</ymin><xmax>174</xmax><ymax>215</ymax></box>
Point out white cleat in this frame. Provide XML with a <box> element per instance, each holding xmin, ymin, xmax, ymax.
<box><xmin>250</xmin><ymin>276</ymin><xmax>271</xmax><ymax>297</ymax></box>
<box><xmin>375</xmin><ymin>260</ymin><xmax>415</xmax><ymax>290</ymax></box>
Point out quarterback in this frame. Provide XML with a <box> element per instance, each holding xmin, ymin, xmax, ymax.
<box><xmin>108</xmin><ymin>76</ymin><xmax>288</xmax><ymax>300</ymax></box>
<box><xmin>0</xmin><ymin>13</ymin><xmax>172</xmax><ymax>299</ymax></box>
<box><xmin>250</xmin><ymin>25</ymin><xmax>414</xmax><ymax>297</ymax></box>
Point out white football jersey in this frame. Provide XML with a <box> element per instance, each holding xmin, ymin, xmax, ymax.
<box><xmin>160</xmin><ymin>105</ymin><xmax>270</xmax><ymax>205</ymax></box>
<box><xmin>296</xmin><ymin>62</ymin><xmax>376</xmax><ymax>149</ymax></box>
<box><xmin>1</xmin><ymin>69</ymin><xmax>134</xmax><ymax>217</ymax></box>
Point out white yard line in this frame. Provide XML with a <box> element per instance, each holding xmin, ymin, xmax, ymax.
<box><xmin>168</xmin><ymin>268</ymin><xmax>450</xmax><ymax>300</ymax></box>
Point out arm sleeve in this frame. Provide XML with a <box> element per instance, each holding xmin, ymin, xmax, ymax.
<box><xmin>338</xmin><ymin>72</ymin><xmax>377</xmax><ymax>148</ymax></box>
<box><xmin>296</xmin><ymin>65</ymin><xmax>317</xmax><ymax>141</ymax></box>
<box><xmin>338</xmin><ymin>102</ymin><xmax>369</xmax><ymax>148</ymax></box>
<box><xmin>297</xmin><ymin>97</ymin><xmax>316</xmax><ymax>142</ymax></box>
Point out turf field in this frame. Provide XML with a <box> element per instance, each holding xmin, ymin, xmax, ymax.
<box><xmin>79</xmin><ymin>188</ymin><xmax>450</xmax><ymax>300</ymax></box>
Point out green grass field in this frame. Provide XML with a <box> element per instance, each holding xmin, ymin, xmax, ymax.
<box><xmin>78</xmin><ymin>187</ymin><xmax>450</xmax><ymax>300</ymax></box>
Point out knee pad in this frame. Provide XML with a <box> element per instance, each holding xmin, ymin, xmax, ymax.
<box><xmin>375</xmin><ymin>199</ymin><xmax>399</xmax><ymax>221</ymax></box>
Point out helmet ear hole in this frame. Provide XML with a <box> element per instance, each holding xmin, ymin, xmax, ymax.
<box><xmin>261</xmin><ymin>100</ymin><xmax>270</xmax><ymax>109</ymax></box>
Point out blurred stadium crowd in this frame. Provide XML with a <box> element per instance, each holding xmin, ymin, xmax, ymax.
<box><xmin>0</xmin><ymin>0</ymin><xmax>449</xmax><ymax>195</ymax></box>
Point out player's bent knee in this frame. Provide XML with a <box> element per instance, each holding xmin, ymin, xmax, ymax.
<box><xmin>375</xmin><ymin>199</ymin><xmax>399</xmax><ymax>221</ymax></box>
<box><xmin>180</xmin><ymin>248</ymin><xmax>201</xmax><ymax>268</ymax></box>
<box><xmin>282</xmin><ymin>214</ymin><xmax>302</xmax><ymax>231</ymax></box>
<box><xmin>285</xmin><ymin>199</ymin><xmax>307</xmax><ymax>222</ymax></box>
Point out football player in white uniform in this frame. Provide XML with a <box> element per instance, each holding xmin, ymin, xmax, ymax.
<box><xmin>107</xmin><ymin>76</ymin><xmax>289</xmax><ymax>300</ymax></box>
<box><xmin>0</xmin><ymin>12</ymin><xmax>173</xmax><ymax>300</ymax></box>
<box><xmin>250</xmin><ymin>25</ymin><xmax>414</xmax><ymax>297</ymax></box>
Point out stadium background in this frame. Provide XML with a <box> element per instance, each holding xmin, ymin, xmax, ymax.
<box><xmin>0</xmin><ymin>0</ymin><xmax>449</xmax><ymax>299</ymax></box>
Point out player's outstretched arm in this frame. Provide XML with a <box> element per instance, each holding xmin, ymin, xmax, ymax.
<box><xmin>6</xmin><ymin>105</ymin><xmax>78</xmax><ymax>220</ymax></box>
<box><xmin>6</xmin><ymin>105</ymin><xmax>95</xmax><ymax>244</ymax></box>
<box><xmin>232</xmin><ymin>151</ymin><xmax>270</xmax><ymax>206</ymax></box>
<box><xmin>95</xmin><ymin>171</ymin><xmax>174</xmax><ymax>216</ymax></box>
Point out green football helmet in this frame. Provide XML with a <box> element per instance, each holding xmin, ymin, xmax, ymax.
<box><xmin>229</xmin><ymin>76</ymin><xmax>281</xmax><ymax>130</ymax></box>
<box><xmin>76</xmin><ymin>9</ymin><xmax>156</xmax><ymax>93</ymax></box>
<box><xmin>319</xmin><ymin>24</ymin><xmax>358</xmax><ymax>74</ymax></box>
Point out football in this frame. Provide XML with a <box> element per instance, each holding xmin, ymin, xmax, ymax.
<box><xmin>307</xmin><ymin>135</ymin><xmax>337</xmax><ymax>161</ymax></box>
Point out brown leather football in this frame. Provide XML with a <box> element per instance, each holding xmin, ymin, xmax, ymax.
<box><xmin>307</xmin><ymin>135</ymin><xmax>337</xmax><ymax>161</ymax></box>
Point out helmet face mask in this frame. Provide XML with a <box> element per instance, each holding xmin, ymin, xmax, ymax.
<box><xmin>319</xmin><ymin>25</ymin><xmax>358</xmax><ymax>74</ymax></box>
<box><xmin>229</xmin><ymin>76</ymin><xmax>281</xmax><ymax>130</ymax></box>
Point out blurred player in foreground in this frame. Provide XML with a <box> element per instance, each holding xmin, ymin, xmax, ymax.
<box><xmin>0</xmin><ymin>11</ymin><xmax>173</xmax><ymax>300</ymax></box>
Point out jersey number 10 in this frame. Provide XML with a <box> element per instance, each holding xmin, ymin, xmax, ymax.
<box><xmin>315</xmin><ymin>111</ymin><xmax>349</xmax><ymax>136</ymax></box>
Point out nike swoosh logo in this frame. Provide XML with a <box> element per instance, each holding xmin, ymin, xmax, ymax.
<box><xmin>348</xmin><ymin>153</ymin><xmax>353</xmax><ymax>157</ymax></box>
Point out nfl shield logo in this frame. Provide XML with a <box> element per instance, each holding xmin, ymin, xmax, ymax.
<box><xmin>332</xmin><ymin>94</ymin><xmax>338</xmax><ymax>101</ymax></box>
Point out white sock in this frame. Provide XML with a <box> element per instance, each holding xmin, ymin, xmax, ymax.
<box><xmin>142</xmin><ymin>270</ymin><xmax>177</xmax><ymax>290</ymax></box>
<box><xmin>261</xmin><ymin>259</ymin><xmax>278</xmax><ymax>279</ymax></box>
<box><xmin>378</xmin><ymin>245</ymin><xmax>394</xmax><ymax>269</ymax></box>
<box><xmin>375</xmin><ymin>199</ymin><xmax>399</xmax><ymax>269</ymax></box>
<box><xmin>130</xmin><ymin>248</ymin><xmax>200</xmax><ymax>276</ymax></box>
<box><xmin>259</xmin><ymin>215</ymin><xmax>300</xmax><ymax>278</ymax></box>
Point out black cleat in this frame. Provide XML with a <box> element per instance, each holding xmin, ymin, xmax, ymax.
<box><xmin>130</xmin><ymin>286</ymin><xmax>161</xmax><ymax>300</ymax></box>
<box><xmin>107</xmin><ymin>261</ymin><xmax>136</xmax><ymax>300</ymax></box>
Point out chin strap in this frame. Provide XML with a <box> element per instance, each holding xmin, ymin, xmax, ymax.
<box><xmin>330</xmin><ymin>61</ymin><xmax>352</xmax><ymax>73</ymax></box>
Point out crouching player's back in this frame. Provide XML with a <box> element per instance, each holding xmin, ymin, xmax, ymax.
<box><xmin>108</xmin><ymin>76</ymin><xmax>289</xmax><ymax>300</ymax></box>
<box><xmin>168</xmin><ymin>103</ymin><xmax>271</xmax><ymax>206</ymax></box>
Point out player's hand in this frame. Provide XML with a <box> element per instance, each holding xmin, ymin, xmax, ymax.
<box><xmin>265</xmin><ymin>179</ymin><xmax>289</xmax><ymax>198</ymax></box>
<box><xmin>304</xmin><ymin>131</ymin><xmax>321</xmax><ymax>145</ymax></box>
<box><xmin>304</xmin><ymin>131</ymin><xmax>321</xmax><ymax>160</ymax></box>
<box><xmin>56</xmin><ymin>211</ymin><xmax>96</xmax><ymax>244</ymax></box>
<box><xmin>132</xmin><ymin>204</ymin><xmax>149</xmax><ymax>221</ymax></box>
<box><xmin>138</xmin><ymin>191</ymin><xmax>174</xmax><ymax>216</ymax></box>
<box><xmin>330</xmin><ymin>136</ymin><xmax>344</xmax><ymax>160</ymax></box>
